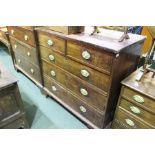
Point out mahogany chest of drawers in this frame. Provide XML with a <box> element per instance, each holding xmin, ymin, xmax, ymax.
<box><xmin>7</xmin><ymin>26</ymin><xmax>42</xmax><ymax>88</ymax></box>
<box><xmin>36</xmin><ymin>27</ymin><xmax>145</xmax><ymax>128</ymax></box>
<box><xmin>0</xmin><ymin>62</ymin><xmax>28</xmax><ymax>129</ymax></box>
<box><xmin>112</xmin><ymin>68</ymin><xmax>155</xmax><ymax>129</ymax></box>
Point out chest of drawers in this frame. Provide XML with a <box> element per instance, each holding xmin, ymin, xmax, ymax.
<box><xmin>7</xmin><ymin>26</ymin><xmax>42</xmax><ymax>88</ymax></box>
<box><xmin>36</xmin><ymin>27</ymin><xmax>145</xmax><ymax>128</ymax></box>
<box><xmin>0</xmin><ymin>62</ymin><xmax>28</xmax><ymax>129</ymax></box>
<box><xmin>112</xmin><ymin>69</ymin><xmax>155</xmax><ymax>129</ymax></box>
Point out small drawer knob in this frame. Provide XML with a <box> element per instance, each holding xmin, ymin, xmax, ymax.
<box><xmin>30</xmin><ymin>68</ymin><xmax>34</xmax><ymax>74</ymax></box>
<box><xmin>81</xmin><ymin>69</ymin><xmax>90</xmax><ymax>78</ymax></box>
<box><xmin>130</xmin><ymin>106</ymin><xmax>141</xmax><ymax>114</ymax></box>
<box><xmin>11</xmin><ymin>29</ymin><xmax>14</xmax><ymax>34</ymax></box>
<box><xmin>52</xmin><ymin>86</ymin><xmax>57</xmax><ymax>91</ymax></box>
<box><xmin>50</xmin><ymin>70</ymin><xmax>56</xmax><ymax>77</ymax></box>
<box><xmin>18</xmin><ymin>59</ymin><xmax>21</xmax><ymax>63</ymax></box>
<box><xmin>79</xmin><ymin>106</ymin><xmax>87</xmax><ymax>113</ymax></box>
<box><xmin>14</xmin><ymin>44</ymin><xmax>17</xmax><ymax>49</ymax></box>
<box><xmin>80</xmin><ymin>88</ymin><xmax>88</xmax><ymax>96</ymax></box>
<box><xmin>49</xmin><ymin>55</ymin><xmax>55</xmax><ymax>61</ymax></box>
<box><xmin>125</xmin><ymin>119</ymin><xmax>135</xmax><ymax>127</ymax></box>
<box><xmin>27</xmin><ymin>52</ymin><xmax>31</xmax><ymax>56</ymax></box>
<box><xmin>47</xmin><ymin>39</ymin><xmax>54</xmax><ymax>46</ymax></box>
<box><xmin>133</xmin><ymin>95</ymin><xmax>144</xmax><ymax>104</ymax></box>
<box><xmin>24</xmin><ymin>35</ymin><xmax>28</xmax><ymax>41</ymax></box>
<box><xmin>82</xmin><ymin>50</ymin><xmax>91</xmax><ymax>60</ymax></box>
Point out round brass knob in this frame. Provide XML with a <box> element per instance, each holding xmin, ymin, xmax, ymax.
<box><xmin>24</xmin><ymin>35</ymin><xmax>28</xmax><ymax>41</ymax></box>
<box><xmin>52</xmin><ymin>86</ymin><xmax>57</xmax><ymax>91</ymax></box>
<box><xmin>30</xmin><ymin>68</ymin><xmax>34</xmax><ymax>74</ymax></box>
<box><xmin>27</xmin><ymin>52</ymin><xmax>31</xmax><ymax>56</ymax></box>
<box><xmin>81</xmin><ymin>69</ymin><xmax>90</xmax><ymax>78</ymax></box>
<box><xmin>79</xmin><ymin>106</ymin><xmax>87</xmax><ymax>113</ymax></box>
<box><xmin>18</xmin><ymin>59</ymin><xmax>21</xmax><ymax>63</ymax></box>
<box><xmin>11</xmin><ymin>29</ymin><xmax>14</xmax><ymax>34</ymax></box>
<box><xmin>14</xmin><ymin>44</ymin><xmax>17</xmax><ymax>49</ymax></box>
<box><xmin>80</xmin><ymin>88</ymin><xmax>88</xmax><ymax>96</ymax></box>
<box><xmin>47</xmin><ymin>39</ymin><xmax>54</xmax><ymax>46</ymax></box>
<box><xmin>49</xmin><ymin>55</ymin><xmax>55</xmax><ymax>61</ymax></box>
<box><xmin>82</xmin><ymin>50</ymin><xmax>91</xmax><ymax>60</ymax></box>
<box><xmin>51</xmin><ymin>70</ymin><xmax>56</xmax><ymax>77</ymax></box>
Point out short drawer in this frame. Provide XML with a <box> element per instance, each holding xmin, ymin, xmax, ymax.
<box><xmin>42</xmin><ymin>60</ymin><xmax>107</xmax><ymax>112</ymax></box>
<box><xmin>67</xmin><ymin>41</ymin><xmax>114</xmax><ymax>74</ymax></box>
<box><xmin>119</xmin><ymin>98</ymin><xmax>155</xmax><ymax>127</ymax></box>
<box><xmin>44</xmin><ymin>75</ymin><xmax>104</xmax><ymax>128</ymax></box>
<box><xmin>8</xmin><ymin>26</ymin><xmax>36</xmax><ymax>47</ymax></box>
<box><xmin>122</xmin><ymin>87</ymin><xmax>155</xmax><ymax>114</ymax></box>
<box><xmin>14</xmin><ymin>53</ymin><xmax>42</xmax><ymax>84</ymax></box>
<box><xmin>37</xmin><ymin>31</ymin><xmax>66</xmax><ymax>54</ymax></box>
<box><xmin>10</xmin><ymin>37</ymin><xmax>39</xmax><ymax>66</ymax></box>
<box><xmin>113</xmin><ymin>108</ymin><xmax>152</xmax><ymax>129</ymax></box>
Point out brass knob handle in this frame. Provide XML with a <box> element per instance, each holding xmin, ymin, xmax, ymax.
<box><xmin>130</xmin><ymin>106</ymin><xmax>141</xmax><ymax>114</ymax></box>
<box><xmin>30</xmin><ymin>68</ymin><xmax>34</xmax><ymax>74</ymax></box>
<box><xmin>24</xmin><ymin>35</ymin><xmax>28</xmax><ymax>41</ymax></box>
<box><xmin>52</xmin><ymin>86</ymin><xmax>57</xmax><ymax>91</ymax></box>
<box><xmin>82</xmin><ymin>50</ymin><xmax>91</xmax><ymax>60</ymax></box>
<box><xmin>27</xmin><ymin>52</ymin><xmax>31</xmax><ymax>56</ymax></box>
<box><xmin>47</xmin><ymin>39</ymin><xmax>54</xmax><ymax>46</ymax></box>
<box><xmin>80</xmin><ymin>88</ymin><xmax>88</xmax><ymax>96</ymax></box>
<box><xmin>18</xmin><ymin>59</ymin><xmax>21</xmax><ymax>63</ymax></box>
<box><xmin>14</xmin><ymin>44</ymin><xmax>17</xmax><ymax>49</ymax></box>
<box><xmin>49</xmin><ymin>55</ymin><xmax>55</xmax><ymax>61</ymax></box>
<box><xmin>81</xmin><ymin>69</ymin><xmax>90</xmax><ymax>78</ymax></box>
<box><xmin>11</xmin><ymin>29</ymin><xmax>14</xmax><ymax>34</ymax></box>
<box><xmin>133</xmin><ymin>95</ymin><xmax>144</xmax><ymax>104</ymax></box>
<box><xmin>50</xmin><ymin>70</ymin><xmax>56</xmax><ymax>77</ymax></box>
<box><xmin>125</xmin><ymin>119</ymin><xmax>135</xmax><ymax>127</ymax></box>
<box><xmin>79</xmin><ymin>106</ymin><xmax>87</xmax><ymax>113</ymax></box>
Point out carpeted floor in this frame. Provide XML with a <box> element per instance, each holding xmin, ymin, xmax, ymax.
<box><xmin>0</xmin><ymin>43</ymin><xmax>87</xmax><ymax>129</ymax></box>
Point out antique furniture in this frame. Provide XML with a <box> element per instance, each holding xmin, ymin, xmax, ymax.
<box><xmin>0</xmin><ymin>27</ymin><xmax>10</xmax><ymax>48</ymax></box>
<box><xmin>36</xmin><ymin>27</ymin><xmax>145</xmax><ymax>128</ymax></box>
<box><xmin>0</xmin><ymin>62</ymin><xmax>28</xmax><ymax>129</ymax></box>
<box><xmin>112</xmin><ymin>68</ymin><xmax>155</xmax><ymax>129</ymax></box>
<box><xmin>7</xmin><ymin>26</ymin><xmax>43</xmax><ymax>88</ymax></box>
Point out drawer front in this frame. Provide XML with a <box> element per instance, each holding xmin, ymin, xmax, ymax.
<box><xmin>8</xmin><ymin>26</ymin><xmax>35</xmax><ymax>47</ymax></box>
<box><xmin>119</xmin><ymin>98</ymin><xmax>155</xmax><ymax>127</ymax></box>
<box><xmin>37</xmin><ymin>32</ymin><xmax>66</xmax><ymax>54</ymax></box>
<box><xmin>14</xmin><ymin>53</ymin><xmax>42</xmax><ymax>83</ymax></box>
<box><xmin>42</xmin><ymin>61</ymin><xmax>107</xmax><ymax>112</ymax></box>
<box><xmin>113</xmin><ymin>108</ymin><xmax>152</xmax><ymax>129</ymax></box>
<box><xmin>10</xmin><ymin>37</ymin><xmax>39</xmax><ymax>66</ymax></box>
<box><xmin>0</xmin><ymin>31</ymin><xmax>8</xmax><ymax>41</ymax></box>
<box><xmin>122</xmin><ymin>87</ymin><xmax>155</xmax><ymax>114</ymax></box>
<box><xmin>67</xmin><ymin>41</ymin><xmax>114</xmax><ymax>74</ymax></box>
<box><xmin>40</xmin><ymin>46</ymin><xmax>111</xmax><ymax>92</ymax></box>
<box><xmin>44</xmin><ymin>75</ymin><xmax>104</xmax><ymax>128</ymax></box>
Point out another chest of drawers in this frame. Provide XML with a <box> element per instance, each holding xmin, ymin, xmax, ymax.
<box><xmin>112</xmin><ymin>69</ymin><xmax>155</xmax><ymax>129</ymax></box>
<box><xmin>7</xmin><ymin>26</ymin><xmax>42</xmax><ymax>88</ymax></box>
<box><xmin>36</xmin><ymin>27</ymin><xmax>145</xmax><ymax>128</ymax></box>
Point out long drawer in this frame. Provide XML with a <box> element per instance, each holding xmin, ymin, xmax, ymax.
<box><xmin>67</xmin><ymin>41</ymin><xmax>114</xmax><ymax>74</ymax></box>
<box><xmin>8</xmin><ymin>26</ymin><xmax>36</xmax><ymax>47</ymax></box>
<box><xmin>10</xmin><ymin>37</ymin><xmax>39</xmax><ymax>66</ymax></box>
<box><xmin>44</xmin><ymin>75</ymin><xmax>104</xmax><ymax>128</ymax></box>
<box><xmin>14</xmin><ymin>52</ymin><xmax>42</xmax><ymax>83</ymax></box>
<box><xmin>40</xmin><ymin>46</ymin><xmax>111</xmax><ymax>92</ymax></box>
<box><xmin>42</xmin><ymin>60</ymin><xmax>107</xmax><ymax>112</ymax></box>
<box><xmin>119</xmin><ymin>98</ymin><xmax>155</xmax><ymax>127</ymax></box>
<box><xmin>113</xmin><ymin>108</ymin><xmax>152</xmax><ymax>129</ymax></box>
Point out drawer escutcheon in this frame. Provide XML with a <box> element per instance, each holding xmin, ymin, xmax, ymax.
<box><xmin>130</xmin><ymin>106</ymin><xmax>141</xmax><ymax>114</ymax></box>
<box><xmin>125</xmin><ymin>119</ymin><xmax>135</xmax><ymax>127</ymax></box>
<box><xmin>14</xmin><ymin>44</ymin><xmax>17</xmax><ymax>49</ymax></box>
<box><xmin>81</xmin><ymin>69</ymin><xmax>90</xmax><ymax>78</ymax></box>
<box><xmin>82</xmin><ymin>50</ymin><xmax>91</xmax><ymax>60</ymax></box>
<box><xmin>24</xmin><ymin>35</ymin><xmax>28</xmax><ymax>41</ymax></box>
<box><xmin>11</xmin><ymin>29</ymin><xmax>14</xmax><ymax>34</ymax></box>
<box><xmin>79</xmin><ymin>106</ymin><xmax>87</xmax><ymax>113</ymax></box>
<box><xmin>133</xmin><ymin>95</ymin><xmax>144</xmax><ymax>104</ymax></box>
<box><xmin>80</xmin><ymin>88</ymin><xmax>88</xmax><ymax>96</ymax></box>
<box><xmin>30</xmin><ymin>69</ymin><xmax>34</xmax><ymax>74</ymax></box>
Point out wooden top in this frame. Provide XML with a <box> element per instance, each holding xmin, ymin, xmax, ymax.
<box><xmin>122</xmin><ymin>68</ymin><xmax>155</xmax><ymax>100</ymax></box>
<box><xmin>35</xmin><ymin>27</ymin><xmax>146</xmax><ymax>53</ymax></box>
<box><xmin>0</xmin><ymin>62</ymin><xmax>17</xmax><ymax>89</ymax></box>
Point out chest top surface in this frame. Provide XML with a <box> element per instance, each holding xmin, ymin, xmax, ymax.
<box><xmin>36</xmin><ymin>27</ymin><xmax>146</xmax><ymax>53</ymax></box>
<box><xmin>122</xmin><ymin>68</ymin><xmax>155</xmax><ymax>100</ymax></box>
<box><xmin>0</xmin><ymin>62</ymin><xmax>17</xmax><ymax>89</ymax></box>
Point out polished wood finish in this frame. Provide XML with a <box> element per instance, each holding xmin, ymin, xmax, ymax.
<box><xmin>36</xmin><ymin>27</ymin><xmax>145</xmax><ymax>128</ymax></box>
<box><xmin>112</xmin><ymin>68</ymin><xmax>155</xmax><ymax>129</ymax></box>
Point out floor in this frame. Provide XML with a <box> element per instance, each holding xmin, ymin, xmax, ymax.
<box><xmin>0</xmin><ymin>43</ymin><xmax>87</xmax><ymax>129</ymax></box>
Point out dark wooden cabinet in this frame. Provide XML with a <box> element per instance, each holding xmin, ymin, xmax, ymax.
<box><xmin>112</xmin><ymin>68</ymin><xmax>155</xmax><ymax>129</ymax></box>
<box><xmin>0</xmin><ymin>62</ymin><xmax>28</xmax><ymax>129</ymax></box>
<box><xmin>36</xmin><ymin>27</ymin><xmax>145</xmax><ymax>128</ymax></box>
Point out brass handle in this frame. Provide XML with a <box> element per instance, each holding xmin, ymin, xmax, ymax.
<box><xmin>50</xmin><ymin>70</ymin><xmax>56</xmax><ymax>77</ymax></box>
<box><xmin>82</xmin><ymin>50</ymin><xmax>91</xmax><ymax>60</ymax></box>
<box><xmin>30</xmin><ymin>69</ymin><xmax>34</xmax><ymax>74</ymax></box>
<box><xmin>81</xmin><ymin>69</ymin><xmax>90</xmax><ymax>78</ymax></box>
<box><xmin>125</xmin><ymin>119</ymin><xmax>135</xmax><ymax>127</ymax></box>
<box><xmin>24</xmin><ymin>35</ymin><xmax>28</xmax><ymax>41</ymax></box>
<box><xmin>14</xmin><ymin>44</ymin><xmax>17</xmax><ymax>49</ymax></box>
<box><xmin>47</xmin><ymin>39</ymin><xmax>54</xmax><ymax>46</ymax></box>
<box><xmin>49</xmin><ymin>55</ymin><xmax>55</xmax><ymax>61</ymax></box>
<box><xmin>27</xmin><ymin>52</ymin><xmax>31</xmax><ymax>56</ymax></box>
<box><xmin>133</xmin><ymin>95</ymin><xmax>144</xmax><ymax>104</ymax></box>
<box><xmin>11</xmin><ymin>29</ymin><xmax>14</xmax><ymax>34</ymax></box>
<box><xmin>80</xmin><ymin>88</ymin><xmax>88</xmax><ymax>96</ymax></box>
<box><xmin>80</xmin><ymin>106</ymin><xmax>87</xmax><ymax>113</ymax></box>
<box><xmin>130</xmin><ymin>106</ymin><xmax>141</xmax><ymax>114</ymax></box>
<box><xmin>52</xmin><ymin>86</ymin><xmax>57</xmax><ymax>91</ymax></box>
<box><xmin>18</xmin><ymin>59</ymin><xmax>21</xmax><ymax>63</ymax></box>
